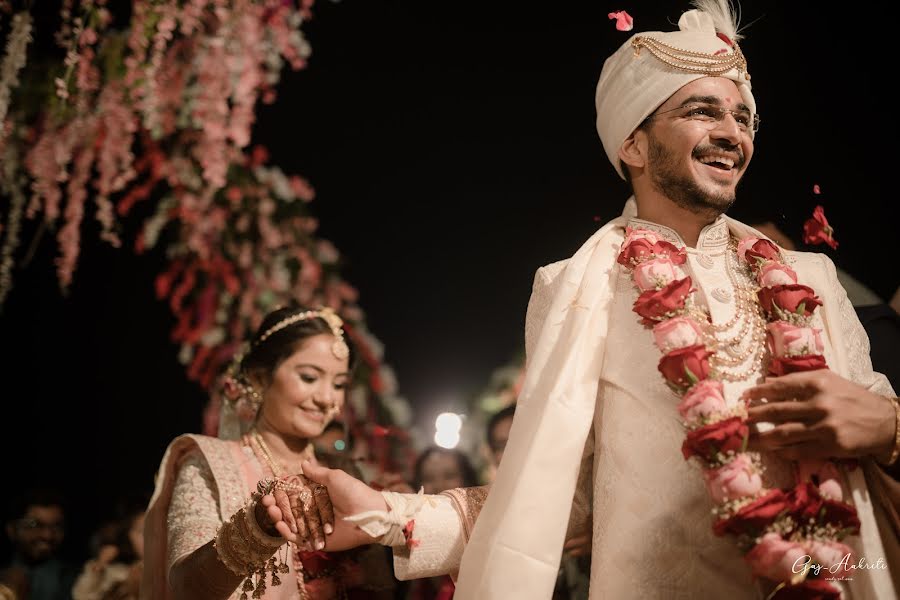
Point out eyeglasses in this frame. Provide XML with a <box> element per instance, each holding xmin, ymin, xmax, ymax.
<box><xmin>646</xmin><ymin>102</ymin><xmax>760</xmax><ymax>133</ymax></box>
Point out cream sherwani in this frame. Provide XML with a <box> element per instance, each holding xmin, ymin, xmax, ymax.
<box><xmin>389</xmin><ymin>205</ymin><xmax>899</xmax><ymax>599</ymax></box>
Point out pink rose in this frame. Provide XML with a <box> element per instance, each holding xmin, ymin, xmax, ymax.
<box><xmin>805</xmin><ymin>540</ymin><xmax>853</xmax><ymax>573</ymax></box>
<box><xmin>703</xmin><ymin>453</ymin><xmax>763</xmax><ymax>503</ymax></box>
<box><xmin>766</xmin><ymin>322</ymin><xmax>824</xmax><ymax>358</ymax></box>
<box><xmin>744</xmin><ymin>532</ymin><xmax>808</xmax><ymax>582</ymax></box>
<box><xmin>653</xmin><ymin>316</ymin><xmax>705</xmax><ymax>352</ymax></box>
<box><xmin>796</xmin><ymin>459</ymin><xmax>844</xmax><ymax>502</ymax></box>
<box><xmin>818</xmin><ymin>479</ymin><xmax>844</xmax><ymax>501</ymax></box>
<box><xmin>677</xmin><ymin>380</ymin><xmax>727</xmax><ymax>423</ymax></box>
<box><xmin>758</xmin><ymin>262</ymin><xmax>798</xmax><ymax>287</ymax></box>
<box><xmin>607</xmin><ymin>10</ymin><xmax>634</xmax><ymax>32</ymax></box>
<box><xmin>633</xmin><ymin>257</ymin><xmax>685</xmax><ymax>291</ymax></box>
<box><xmin>623</xmin><ymin>228</ymin><xmax>660</xmax><ymax>246</ymax></box>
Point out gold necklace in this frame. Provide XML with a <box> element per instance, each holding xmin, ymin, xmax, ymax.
<box><xmin>250</xmin><ymin>430</ymin><xmax>314</xmax><ymax>477</ymax></box>
<box><xmin>251</xmin><ymin>430</ymin><xmax>286</xmax><ymax>477</ymax></box>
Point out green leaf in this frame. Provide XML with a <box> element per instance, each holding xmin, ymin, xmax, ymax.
<box><xmin>684</xmin><ymin>365</ymin><xmax>699</xmax><ymax>385</ymax></box>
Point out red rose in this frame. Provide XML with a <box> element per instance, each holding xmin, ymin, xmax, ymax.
<box><xmin>770</xmin><ymin>579</ymin><xmax>841</xmax><ymax>600</ymax></box>
<box><xmin>785</xmin><ymin>481</ymin><xmax>858</xmax><ymax>532</ymax></box>
<box><xmin>617</xmin><ymin>239</ymin><xmax>687</xmax><ymax>267</ymax></box>
<box><xmin>714</xmin><ymin>488</ymin><xmax>790</xmax><ymax>536</ymax></box>
<box><xmin>659</xmin><ymin>344</ymin><xmax>712</xmax><ymax>390</ymax></box>
<box><xmin>768</xmin><ymin>354</ymin><xmax>828</xmax><ymax>376</ymax></box>
<box><xmin>682</xmin><ymin>416</ymin><xmax>748</xmax><ymax>462</ymax></box>
<box><xmin>633</xmin><ymin>277</ymin><xmax>692</xmax><ymax>326</ymax></box>
<box><xmin>802</xmin><ymin>205</ymin><xmax>838</xmax><ymax>250</ymax></box>
<box><xmin>297</xmin><ymin>549</ymin><xmax>336</xmax><ymax>574</ymax></box>
<box><xmin>787</xmin><ymin>481</ymin><xmax>823</xmax><ymax>521</ymax></box>
<box><xmin>820</xmin><ymin>499</ymin><xmax>861</xmax><ymax>533</ymax></box>
<box><xmin>739</xmin><ymin>238</ymin><xmax>781</xmax><ymax>270</ymax></box>
<box><xmin>617</xmin><ymin>237</ymin><xmax>656</xmax><ymax>266</ymax></box>
<box><xmin>757</xmin><ymin>284</ymin><xmax>823</xmax><ymax>318</ymax></box>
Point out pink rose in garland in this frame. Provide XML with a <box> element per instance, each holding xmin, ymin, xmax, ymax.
<box><xmin>622</xmin><ymin>228</ymin><xmax>660</xmax><ymax>246</ymax></box>
<box><xmin>757</xmin><ymin>284</ymin><xmax>822</xmax><ymax>319</ymax></box>
<box><xmin>677</xmin><ymin>379</ymin><xmax>727</xmax><ymax>423</ymax></box>
<box><xmin>796</xmin><ymin>459</ymin><xmax>843</xmax><ymax>501</ymax></box>
<box><xmin>633</xmin><ymin>277</ymin><xmax>693</xmax><ymax>326</ymax></box>
<box><xmin>744</xmin><ymin>532</ymin><xmax>807</xmax><ymax>582</ymax></box>
<box><xmin>682</xmin><ymin>416</ymin><xmax>747</xmax><ymax>462</ymax></box>
<box><xmin>658</xmin><ymin>343</ymin><xmax>712</xmax><ymax>390</ymax></box>
<box><xmin>737</xmin><ymin>237</ymin><xmax>780</xmax><ymax>270</ymax></box>
<box><xmin>633</xmin><ymin>257</ymin><xmax>685</xmax><ymax>291</ymax></box>
<box><xmin>757</xmin><ymin>261</ymin><xmax>798</xmax><ymax>287</ymax></box>
<box><xmin>703</xmin><ymin>453</ymin><xmax>763</xmax><ymax>503</ymax></box>
<box><xmin>653</xmin><ymin>316</ymin><xmax>705</xmax><ymax>352</ymax></box>
<box><xmin>766</xmin><ymin>322</ymin><xmax>824</xmax><ymax>357</ymax></box>
<box><xmin>805</xmin><ymin>540</ymin><xmax>854</xmax><ymax>573</ymax></box>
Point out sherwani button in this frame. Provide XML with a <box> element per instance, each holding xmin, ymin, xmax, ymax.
<box><xmin>711</xmin><ymin>287</ymin><xmax>732</xmax><ymax>303</ymax></box>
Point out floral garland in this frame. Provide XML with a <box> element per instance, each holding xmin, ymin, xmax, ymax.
<box><xmin>617</xmin><ymin>228</ymin><xmax>861</xmax><ymax>599</ymax></box>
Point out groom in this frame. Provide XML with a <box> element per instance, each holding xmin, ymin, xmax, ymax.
<box><xmin>301</xmin><ymin>2</ymin><xmax>899</xmax><ymax>598</ymax></box>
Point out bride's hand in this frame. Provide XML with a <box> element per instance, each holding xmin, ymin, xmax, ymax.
<box><xmin>301</xmin><ymin>460</ymin><xmax>390</xmax><ymax>552</ymax></box>
<box><xmin>254</xmin><ymin>475</ymin><xmax>334</xmax><ymax>551</ymax></box>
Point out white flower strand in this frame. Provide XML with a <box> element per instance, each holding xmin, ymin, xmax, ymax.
<box><xmin>0</xmin><ymin>12</ymin><xmax>33</xmax><ymax>128</ymax></box>
<box><xmin>0</xmin><ymin>144</ymin><xmax>26</xmax><ymax>307</ymax></box>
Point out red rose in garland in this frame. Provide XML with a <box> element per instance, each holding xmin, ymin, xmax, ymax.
<box><xmin>769</xmin><ymin>354</ymin><xmax>828</xmax><ymax>376</ymax></box>
<box><xmin>757</xmin><ymin>284</ymin><xmax>822</xmax><ymax>318</ymax></box>
<box><xmin>658</xmin><ymin>343</ymin><xmax>712</xmax><ymax>391</ymax></box>
<box><xmin>633</xmin><ymin>277</ymin><xmax>693</xmax><ymax>326</ymax></box>
<box><xmin>682</xmin><ymin>417</ymin><xmax>747</xmax><ymax>462</ymax></box>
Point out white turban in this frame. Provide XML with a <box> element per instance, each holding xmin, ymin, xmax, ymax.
<box><xmin>595</xmin><ymin>3</ymin><xmax>756</xmax><ymax>179</ymax></box>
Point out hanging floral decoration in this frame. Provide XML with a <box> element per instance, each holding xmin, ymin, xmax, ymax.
<box><xmin>0</xmin><ymin>0</ymin><xmax>411</xmax><ymax>471</ymax></box>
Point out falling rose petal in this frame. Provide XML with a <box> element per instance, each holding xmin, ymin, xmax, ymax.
<box><xmin>608</xmin><ymin>10</ymin><xmax>634</xmax><ymax>32</ymax></box>
<box><xmin>802</xmin><ymin>205</ymin><xmax>838</xmax><ymax>250</ymax></box>
<box><xmin>813</xmin><ymin>184</ymin><xmax>821</xmax><ymax>194</ymax></box>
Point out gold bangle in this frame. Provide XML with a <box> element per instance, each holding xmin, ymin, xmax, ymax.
<box><xmin>884</xmin><ymin>397</ymin><xmax>900</xmax><ymax>467</ymax></box>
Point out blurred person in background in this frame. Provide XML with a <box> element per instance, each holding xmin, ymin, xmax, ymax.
<box><xmin>1</xmin><ymin>490</ymin><xmax>76</xmax><ymax>600</ymax></box>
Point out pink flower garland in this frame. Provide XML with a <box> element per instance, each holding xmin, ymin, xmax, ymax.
<box><xmin>618</xmin><ymin>228</ymin><xmax>860</xmax><ymax>599</ymax></box>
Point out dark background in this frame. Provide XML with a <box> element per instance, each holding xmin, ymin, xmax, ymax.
<box><xmin>1</xmin><ymin>0</ymin><xmax>896</xmax><ymax>561</ymax></box>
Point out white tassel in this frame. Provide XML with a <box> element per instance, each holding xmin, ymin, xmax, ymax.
<box><xmin>691</xmin><ymin>0</ymin><xmax>744</xmax><ymax>42</ymax></box>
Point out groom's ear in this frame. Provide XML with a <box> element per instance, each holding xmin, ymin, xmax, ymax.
<box><xmin>618</xmin><ymin>130</ymin><xmax>649</xmax><ymax>173</ymax></box>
